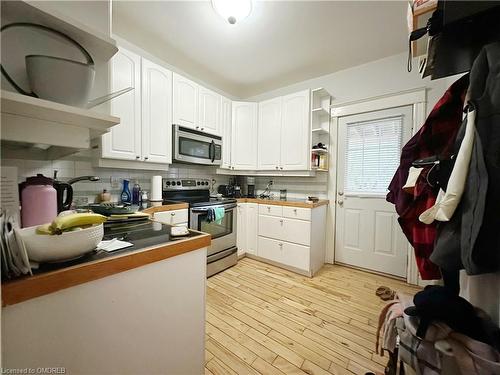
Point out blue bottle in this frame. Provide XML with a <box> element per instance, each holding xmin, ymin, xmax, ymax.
<box><xmin>121</xmin><ymin>179</ymin><xmax>131</xmax><ymax>204</ymax></box>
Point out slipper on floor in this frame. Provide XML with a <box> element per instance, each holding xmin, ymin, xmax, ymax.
<box><xmin>380</xmin><ymin>290</ymin><xmax>396</xmax><ymax>301</ymax></box>
<box><xmin>376</xmin><ymin>286</ymin><xmax>391</xmax><ymax>296</ymax></box>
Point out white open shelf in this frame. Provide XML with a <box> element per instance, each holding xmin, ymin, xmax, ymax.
<box><xmin>312</xmin><ymin>127</ymin><xmax>329</xmax><ymax>135</ymax></box>
<box><xmin>1</xmin><ymin>0</ymin><xmax>118</xmax><ymax>62</ymax></box>
<box><xmin>311</xmin><ymin>148</ymin><xmax>328</xmax><ymax>154</ymax></box>
<box><xmin>1</xmin><ymin>90</ymin><xmax>120</xmax><ymax>159</ymax></box>
<box><xmin>311</xmin><ymin>107</ymin><xmax>330</xmax><ymax>116</ymax></box>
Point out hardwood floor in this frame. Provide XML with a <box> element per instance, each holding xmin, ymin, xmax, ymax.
<box><xmin>205</xmin><ymin>257</ymin><xmax>420</xmax><ymax>375</ymax></box>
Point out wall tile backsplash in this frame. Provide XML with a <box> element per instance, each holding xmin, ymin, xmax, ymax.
<box><xmin>2</xmin><ymin>157</ymin><xmax>328</xmax><ymax>203</ymax></box>
<box><xmin>3</xmin><ymin>157</ymin><xmax>229</xmax><ymax>204</ymax></box>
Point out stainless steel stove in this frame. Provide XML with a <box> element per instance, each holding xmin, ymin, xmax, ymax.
<box><xmin>162</xmin><ymin>178</ymin><xmax>237</xmax><ymax>277</ymax></box>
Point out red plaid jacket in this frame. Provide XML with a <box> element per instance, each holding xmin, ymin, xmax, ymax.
<box><xmin>387</xmin><ymin>75</ymin><xmax>469</xmax><ymax>280</ymax></box>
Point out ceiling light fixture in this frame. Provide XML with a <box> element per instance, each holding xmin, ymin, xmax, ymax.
<box><xmin>212</xmin><ymin>0</ymin><xmax>252</xmax><ymax>25</ymax></box>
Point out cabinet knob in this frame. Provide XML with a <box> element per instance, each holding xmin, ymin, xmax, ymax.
<box><xmin>280</xmin><ymin>167</ymin><xmax>283</xmax><ymax>170</ymax></box>
<box><xmin>144</xmin><ymin>156</ymin><xmax>149</xmax><ymax>161</ymax></box>
<box><xmin>275</xmin><ymin>166</ymin><xmax>278</xmax><ymax>169</ymax></box>
<box><xmin>196</xmin><ymin>126</ymin><xmax>200</xmax><ymax>130</ymax></box>
<box><xmin>201</xmin><ymin>127</ymin><xmax>205</xmax><ymax>131</ymax></box>
<box><xmin>171</xmin><ymin>212</ymin><xmax>175</xmax><ymax>216</ymax></box>
<box><xmin>278</xmin><ymin>243</ymin><xmax>283</xmax><ymax>247</ymax></box>
<box><xmin>267</xmin><ymin>207</ymin><xmax>271</xmax><ymax>211</ymax></box>
<box><xmin>293</xmin><ymin>209</ymin><xmax>297</xmax><ymax>213</ymax></box>
<box><xmin>279</xmin><ymin>219</ymin><xmax>283</xmax><ymax>224</ymax></box>
<box><xmin>135</xmin><ymin>156</ymin><xmax>140</xmax><ymax>159</ymax></box>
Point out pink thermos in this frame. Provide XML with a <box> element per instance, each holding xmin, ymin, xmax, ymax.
<box><xmin>20</xmin><ymin>174</ymin><xmax>58</xmax><ymax>228</ymax></box>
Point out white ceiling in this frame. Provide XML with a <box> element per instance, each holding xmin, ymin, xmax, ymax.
<box><xmin>113</xmin><ymin>1</ymin><xmax>408</xmax><ymax>98</ymax></box>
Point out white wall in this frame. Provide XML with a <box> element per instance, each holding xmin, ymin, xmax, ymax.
<box><xmin>246</xmin><ymin>53</ymin><xmax>450</xmax><ymax>115</ymax></box>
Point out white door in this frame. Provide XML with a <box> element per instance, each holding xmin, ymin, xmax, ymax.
<box><xmin>220</xmin><ymin>96</ymin><xmax>232</xmax><ymax>169</ymax></box>
<box><xmin>245</xmin><ymin>203</ymin><xmax>258</xmax><ymax>255</ymax></box>
<box><xmin>335</xmin><ymin>106</ymin><xmax>412</xmax><ymax>277</ymax></box>
<box><xmin>236</xmin><ymin>203</ymin><xmax>247</xmax><ymax>256</ymax></box>
<box><xmin>103</xmin><ymin>47</ymin><xmax>141</xmax><ymax>160</ymax></box>
<box><xmin>280</xmin><ymin>90</ymin><xmax>310</xmax><ymax>170</ymax></box>
<box><xmin>173</xmin><ymin>73</ymin><xmax>198</xmax><ymax>129</ymax></box>
<box><xmin>257</xmin><ymin>97</ymin><xmax>282</xmax><ymax>170</ymax></box>
<box><xmin>198</xmin><ymin>87</ymin><xmax>220</xmax><ymax>134</ymax></box>
<box><xmin>141</xmin><ymin>59</ymin><xmax>172</xmax><ymax>164</ymax></box>
<box><xmin>231</xmin><ymin>101</ymin><xmax>258</xmax><ymax>170</ymax></box>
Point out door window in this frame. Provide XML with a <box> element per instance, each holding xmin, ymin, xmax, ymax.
<box><xmin>179</xmin><ymin>137</ymin><xmax>210</xmax><ymax>159</ymax></box>
<box><xmin>344</xmin><ymin>115</ymin><xmax>403</xmax><ymax>195</ymax></box>
<box><xmin>198</xmin><ymin>210</ymin><xmax>233</xmax><ymax>239</ymax></box>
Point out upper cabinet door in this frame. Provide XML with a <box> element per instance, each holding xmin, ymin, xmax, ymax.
<box><xmin>280</xmin><ymin>89</ymin><xmax>310</xmax><ymax>170</ymax></box>
<box><xmin>231</xmin><ymin>102</ymin><xmax>258</xmax><ymax>170</ymax></box>
<box><xmin>220</xmin><ymin>96</ymin><xmax>232</xmax><ymax>169</ymax></box>
<box><xmin>173</xmin><ymin>73</ymin><xmax>199</xmax><ymax>129</ymax></box>
<box><xmin>103</xmin><ymin>47</ymin><xmax>142</xmax><ymax>161</ymax></box>
<box><xmin>257</xmin><ymin>97</ymin><xmax>282</xmax><ymax>170</ymax></box>
<box><xmin>198</xmin><ymin>87</ymin><xmax>221</xmax><ymax>134</ymax></box>
<box><xmin>141</xmin><ymin>59</ymin><xmax>173</xmax><ymax>164</ymax></box>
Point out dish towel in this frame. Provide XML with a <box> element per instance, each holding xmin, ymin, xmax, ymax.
<box><xmin>214</xmin><ymin>207</ymin><xmax>225</xmax><ymax>225</ymax></box>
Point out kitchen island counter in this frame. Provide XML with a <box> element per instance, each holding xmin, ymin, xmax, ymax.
<box><xmin>2</xmin><ymin>224</ymin><xmax>210</xmax><ymax>306</ymax></box>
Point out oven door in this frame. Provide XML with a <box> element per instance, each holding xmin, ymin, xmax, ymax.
<box><xmin>190</xmin><ymin>204</ymin><xmax>236</xmax><ymax>256</ymax></box>
<box><xmin>173</xmin><ymin>126</ymin><xmax>222</xmax><ymax>165</ymax></box>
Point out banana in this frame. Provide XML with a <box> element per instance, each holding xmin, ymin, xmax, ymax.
<box><xmin>36</xmin><ymin>223</ymin><xmax>52</xmax><ymax>235</ymax></box>
<box><xmin>49</xmin><ymin>213</ymin><xmax>107</xmax><ymax>234</ymax></box>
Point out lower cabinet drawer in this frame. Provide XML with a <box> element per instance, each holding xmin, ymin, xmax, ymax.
<box><xmin>257</xmin><ymin>236</ymin><xmax>283</xmax><ymax>264</ymax></box>
<box><xmin>257</xmin><ymin>236</ymin><xmax>310</xmax><ymax>272</ymax></box>
<box><xmin>258</xmin><ymin>204</ymin><xmax>283</xmax><ymax>217</ymax></box>
<box><xmin>259</xmin><ymin>215</ymin><xmax>311</xmax><ymax>246</ymax></box>
<box><xmin>154</xmin><ymin>209</ymin><xmax>189</xmax><ymax>226</ymax></box>
<box><xmin>282</xmin><ymin>242</ymin><xmax>310</xmax><ymax>271</ymax></box>
<box><xmin>282</xmin><ymin>206</ymin><xmax>311</xmax><ymax>221</ymax></box>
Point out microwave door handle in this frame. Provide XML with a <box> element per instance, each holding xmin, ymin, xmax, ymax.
<box><xmin>210</xmin><ymin>141</ymin><xmax>215</xmax><ymax>163</ymax></box>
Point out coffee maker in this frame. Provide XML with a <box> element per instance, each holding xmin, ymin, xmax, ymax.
<box><xmin>238</xmin><ymin>176</ymin><xmax>256</xmax><ymax>198</ymax></box>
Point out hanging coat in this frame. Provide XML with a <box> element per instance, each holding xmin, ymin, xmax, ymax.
<box><xmin>431</xmin><ymin>41</ymin><xmax>500</xmax><ymax>275</ymax></box>
<box><xmin>387</xmin><ymin>75</ymin><xmax>469</xmax><ymax>280</ymax></box>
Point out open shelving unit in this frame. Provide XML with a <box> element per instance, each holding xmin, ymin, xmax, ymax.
<box><xmin>310</xmin><ymin>88</ymin><xmax>332</xmax><ymax>171</ymax></box>
<box><xmin>0</xmin><ymin>0</ymin><xmax>120</xmax><ymax>160</ymax></box>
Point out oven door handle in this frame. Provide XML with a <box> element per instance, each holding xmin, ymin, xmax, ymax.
<box><xmin>191</xmin><ymin>204</ymin><xmax>236</xmax><ymax>213</ymax></box>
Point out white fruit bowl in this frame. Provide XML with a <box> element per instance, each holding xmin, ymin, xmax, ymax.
<box><xmin>18</xmin><ymin>224</ymin><xmax>104</xmax><ymax>263</ymax></box>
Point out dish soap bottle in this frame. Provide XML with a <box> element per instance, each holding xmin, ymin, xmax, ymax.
<box><xmin>132</xmin><ymin>180</ymin><xmax>141</xmax><ymax>205</ymax></box>
<box><xmin>121</xmin><ymin>179</ymin><xmax>131</xmax><ymax>204</ymax></box>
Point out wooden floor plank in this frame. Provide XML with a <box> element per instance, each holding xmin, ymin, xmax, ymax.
<box><xmin>205</xmin><ymin>258</ymin><xmax>418</xmax><ymax>375</ymax></box>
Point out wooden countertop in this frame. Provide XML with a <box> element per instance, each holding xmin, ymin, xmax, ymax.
<box><xmin>2</xmin><ymin>232</ymin><xmax>210</xmax><ymax>307</ymax></box>
<box><xmin>142</xmin><ymin>202</ymin><xmax>189</xmax><ymax>214</ymax></box>
<box><xmin>237</xmin><ymin>198</ymin><xmax>329</xmax><ymax>208</ymax></box>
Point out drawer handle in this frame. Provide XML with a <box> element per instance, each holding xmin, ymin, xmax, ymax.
<box><xmin>279</xmin><ymin>219</ymin><xmax>283</xmax><ymax>224</ymax></box>
<box><xmin>171</xmin><ymin>212</ymin><xmax>175</xmax><ymax>216</ymax></box>
<box><xmin>293</xmin><ymin>209</ymin><xmax>297</xmax><ymax>213</ymax></box>
<box><xmin>278</xmin><ymin>243</ymin><xmax>283</xmax><ymax>247</ymax></box>
<box><xmin>267</xmin><ymin>207</ymin><xmax>271</xmax><ymax>211</ymax></box>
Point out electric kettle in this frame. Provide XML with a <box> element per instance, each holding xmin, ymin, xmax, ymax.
<box><xmin>19</xmin><ymin>174</ymin><xmax>58</xmax><ymax>228</ymax></box>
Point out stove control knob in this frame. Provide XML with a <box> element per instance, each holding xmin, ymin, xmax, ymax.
<box><xmin>177</xmin><ymin>181</ymin><xmax>181</xmax><ymax>186</ymax></box>
<box><xmin>204</xmin><ymin>181</ymin><xmax>208</xmax><ymax>185</ymax></box>
<box><xmin>197</xmin><ymin>181</ymin><xmax>201</xmax><ymax>185</ymax></box>
<box><xmin>166</xmin><ymin>181</ymin><xmax>171</xmax><ymax>186</ymax></box>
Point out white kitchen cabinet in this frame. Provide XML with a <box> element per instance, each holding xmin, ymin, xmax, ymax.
<box><xmin>258</xmin><ymin>97</ymin><xmax>282</xmax><ymax>170</ymax></box>
<box><xmin>236</xmin><ymin>203</ymin><xmax>247</xmax><ymax>256</ymax></box>
<box><xmin>173</xmin><ymin>73</ymin><xmax>199</xmax><ymax>129</ymax></box>
<box><xmin>153</xmin><ymin>209</ymin><xmax>189</xmax><ymax>227</ymax></box>
<box><xmin>198</xmin><ymin>87</ymin><xmax>220</xmax><ymax>134</ymax></box>
<box><xmin>280</xmin><ymin>89</ymin><xmax>310</xmax><ymax>170</ymax></box>
<box><xmin>141</xmin><ymin>59</ymin><xmax>172</xmax><ymax>164</ymax></box>
<box><xmin>102</xmin><ymin>47</ymin><xmax>142</xmax><ymax>161</ymax></box>
<box><xmin>245</xmin><ymin>203</ymin><xmax>258</xmax><ymax>255</ymax></box>
<box><xmin>255</xmin><ymin>203</ymin><xmax>327</xmax><ymax>276</ymax></box>
<box><xmin>236</xmin><ymin>202</ymin><xmax>258</xmax><ymax>256</ymax></box>
<box><xmin>220</xmin><ymin>96</ymin><xmax>232</xmax><ymax>169</ymax></box>
<box><xmin>231</xmin><ymin>102</ymin><xmax>258</xmax><ymax>170</ymax></box>
<box><xmin>100</xmin><ymin>47</ymin><xmax>172</xmax><ymax>166</ymax></box>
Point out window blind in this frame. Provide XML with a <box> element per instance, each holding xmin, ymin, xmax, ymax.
<box><xmin>344</xmin><ymin>115</ymin><xmax>403</xmax><ymax>195</ymax></box>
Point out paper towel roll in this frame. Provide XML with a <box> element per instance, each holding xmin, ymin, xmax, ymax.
<box><xmin>150</xmin><ymin>176</ymin><xmax>163</xmax><ymax>201</ymax></box>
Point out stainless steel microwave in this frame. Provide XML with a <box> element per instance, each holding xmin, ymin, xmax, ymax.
<box><xmin>173</xmin><ymin>125</ymin><xmax>222</xmax><ymax>165</ymax></box>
